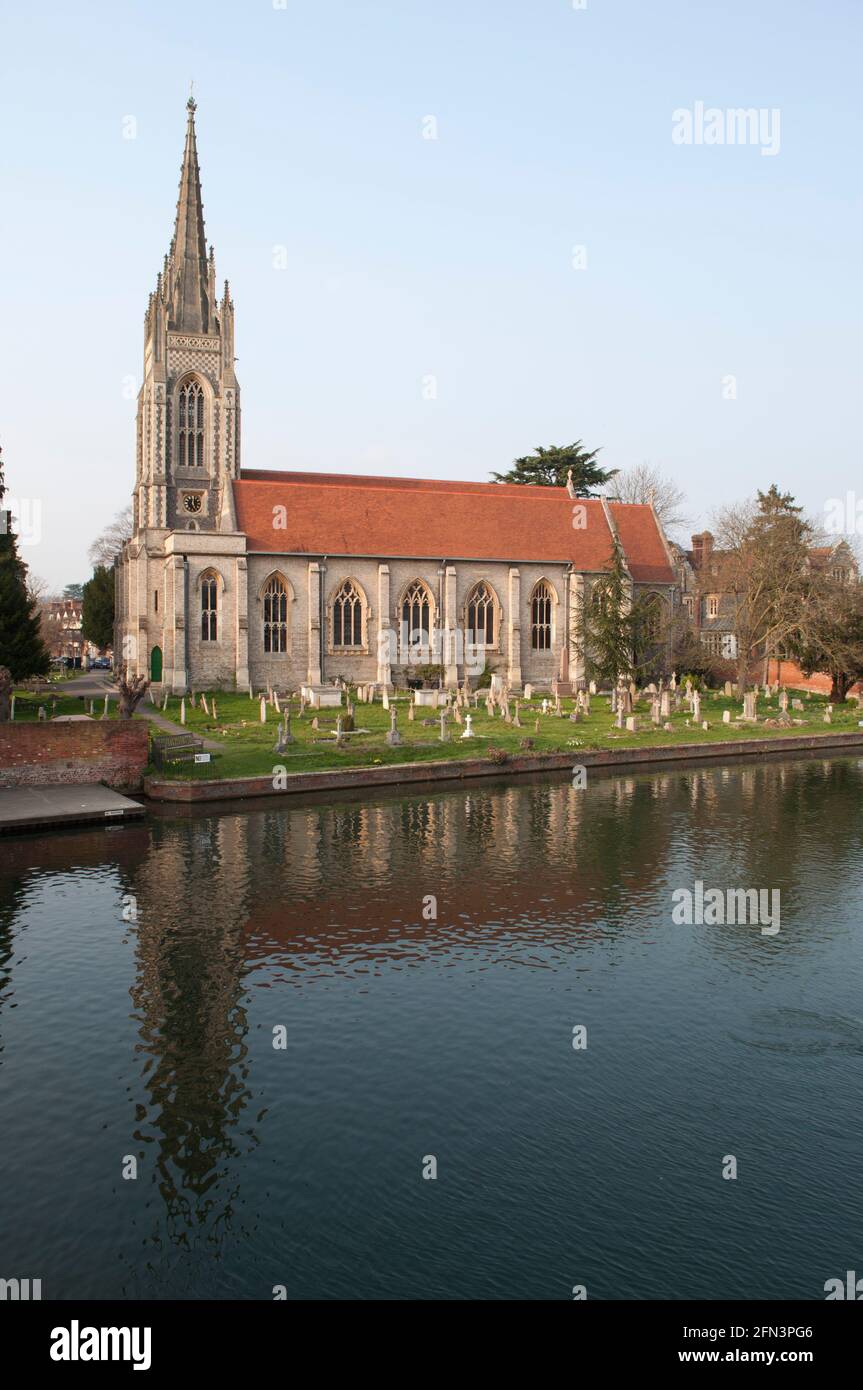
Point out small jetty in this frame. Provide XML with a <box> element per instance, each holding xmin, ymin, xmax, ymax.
<box><xmin>0</xmin><ymin>784</ymin><xmax>146</xmax><ymax>834</ymax></box>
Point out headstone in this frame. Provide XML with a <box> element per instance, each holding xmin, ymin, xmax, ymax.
<box><xmin>724</xmin><ymin>681</ymin><xmax>733</xmax><ymax>697</ymax></box>
<box><xmin>670</xmin><ymin>672</ymin><xmax>677</xmax><ymax>690</ymax></box>
<box><xmin>513</xmin><ymin>701</ymin><xmax>522</xmax><ymax>728</ymax></box>
<box><xmin>723</xmin><ymin>709</ymin><xmax>731</xmax><ymax>723</ymax></box>
<box><xmin>824</xmin><ymin>711</ymin><xmax>832</xmax><ymax>724</ymax></box>
<box><xmin>743</xmin><ymin>691</ymin><xmax>757</xmax><ymax>720</ymax></box>
<box><xmin>524</xmin><ymin>684</ymin><xmax>533</xmax><ymax>701</ymax></box>
<box><xmin>10</xmin><ymin>695</ymin><xmax>15</xmax><ymax>721</ymax></box>
<box><xmin>663</xmin><ymin>721</ymin><xmax>673</xmax><ymax>731</ymax></box>
<box><xmin>701</xmin><ymin>720</ymin><xmax>709</xmax><ymax>731</ymax></box>
<box><xmin>660</xmin><ymin>690</ymin><xmax>671</xmax><ymax>718</ymax></box>
<box><xmin>779</xmin><ymin>689</ymin><xmax>789</xmax><ymax>713</ymax></box>
<box><xmin>589</xmin><ymin>680</ymin><xmax>597</xmax><ymax>696</ymax></box>
<box><xmin>408</xmin><ymin>701</ymin><xmax>415</xmax><ymax>721</ymax></box>
<box><xmin>180</xmin><ymin>698</ymin><xmax>186</xmax><ymax>725</ymax></box>
<box><xmin>311</xmin><ymin>716</ymin><xmax>319</xmax><ymax>730</ymax></box>
<box><xmin>791</xmin><ymin>698</ymin><xmax>804</xmax><ymax>711</ymax></box>
<box><xmin>383</xmin><ymin>688</ymin><xmax>390</xmax><ymax>711</ymax></box>
<box><xmin>439</xmin><ymin>711</ymin><xmax>448</xmax><ymax>742</ymax></box>
<box><xmin>625</xmin><ymin>715</ymin><xmax>638</xmax><ymax>732</ymax></box>
<box><xmin>273</xmin><ymin>692</ymin><xmax>281</xmax><ymax>714</ymax></box>
<box><xmin>386</xmin><ymin>707</ymin><xmax>401</xmax><ymax>746</ymax></box>
<box><xmin>692</xmin><ymin>691</ymin><xmax>701</xmax><ymax>723</ymax></box>
<box><xmin>651</xmin><ymin>698</ymin><xmax>661</xmax><ymax>725</ymax></box>
<box><xmin>615</xmin><ymin>708</ymin><xmax>624</xmax><ymax>729</ymax></box>
<box><xmin>38</xmin><ymin>704</ymin><xmax>47</xmax><ymax>721</ymax></box>
<box><xmin>274</xmin><ymin>712</ymin><xmax>294</xmax><ymax>752</ymax></box>
<box><xmin>201</xmin><ymin>693</ymin><xmax>210</xmax><ymax>715</ymax></box>
<box><xmin>260</xmin><ymin>697</ymin><xmax>267</xmax><ymax>723</ymax></box>
<box><xmin>212</xmin><ymin>699</ymin><xmax>217</xmax><ymax>721</ymax></box>
<box><xmin>462</xmin><ymin>714</ymin><xmax>474</xmax><ymax>740</ymax></box>
<box><xmin>454</xmin><ymin>705</ymin><xmax>463</xmax><ymax>726</ymax></box>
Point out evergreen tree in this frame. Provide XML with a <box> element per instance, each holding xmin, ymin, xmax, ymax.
<box><xmin>583</xmin><ymin>537</ymin><xmax>634</xmax><ymax>684</ymax></box>
<box><xmin>0</xmin><ymin>447</ymin><xmax>50</xmax><ymax>680</ymax></box>
<box><xmin>491</xmin><ymin>441</ymin><xmax>617</xmax><ymax>495</ymax></box>
<box><xmin>81</xmin><ymin>566</ymin><xmax>115</xmax><ymax>651</ymax></box>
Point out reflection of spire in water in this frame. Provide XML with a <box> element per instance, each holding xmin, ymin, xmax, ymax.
<box><xmin>128</xmin><ymin>815</ymin><xmax>256</xmax><ymax>1258</ymax></box>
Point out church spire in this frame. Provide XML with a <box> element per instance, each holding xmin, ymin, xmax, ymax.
<box><xmin>168</xmin><ymin>94</ymin><xmax>211</xmax><ymax>333</ymax></box>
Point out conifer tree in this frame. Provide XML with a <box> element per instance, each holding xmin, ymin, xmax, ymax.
<box><xmin>0</xmin><ymin>447</ymin><xmax>50</xmax><ymax>682</ymax></box>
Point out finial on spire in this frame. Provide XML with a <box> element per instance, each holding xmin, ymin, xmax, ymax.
<box><xmin>187</xmin><ymin>80</ymin><xmax>196</xmax><ymax>115</ymax></box>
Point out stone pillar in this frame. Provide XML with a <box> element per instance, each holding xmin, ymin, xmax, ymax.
<box><xmin>307</xmin><ymin>562</ymin><xmax>323</xmax><ymax>685</ymax></box>
<box><xmin>507</xmin><ymin>567</ymin><xmax>522</xmax><ymax>690</ymax></box>
<box><xmin>569</xmin><ymin>572</ymin><xmax>586</xmax><ymax>681</ymax></box>
<box><xmin>167</xmin><ymin>555</ymin><xmax>188</xmax><ymax>693</ymax></box>
<box><xmin>235</xmin><ymin>556</ymin><xmax>249</xmax><ymax>691</ymax></box>
<box><xmin>444</xmin><ymin>565</ymin><xmax>458</xmax><ymax>688</ymax></box>
<box><xmin>377</xmin><ymin>563</ymin><xmax>391</xmax><ymax>687</ymax></box>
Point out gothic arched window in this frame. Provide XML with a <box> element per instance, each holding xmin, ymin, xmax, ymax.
<box><xmin>178</xmin><ymin>380</ymin><xmax>205</xmax><ymax>468</ymax></box>
<box><xmin>201</xmin><ymin>574</ymin><xmax>218</xmax><ymax>641</ymax></box>
<box><xmin>333</xmin><ymin>580</ymin><xmax>363</xmax><ymax>647</ymax></box>
<box><xmin>530</xmin><ymin>581</ymin><xmax>553</xmax><ymax>650</ymax></box>
<box><xmin>263</xmin><ymin>574</ymin><xmax>288</xmax><ymax>653</ymax></box>
<box><xmin>401</xmin><ymin>580</ymin><xmax>432</xmax><ymax>650</ymax></box>
<box><xmin>466</xmin><ymin>582</ymin><xmax>496</xmax><ymax>647</ymax></box>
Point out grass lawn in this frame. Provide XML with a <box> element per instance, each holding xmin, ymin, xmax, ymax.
<box><xmin>144</xmin><ymin>687</ymin><xmax>863</xmax><ymax>781</ymax></box>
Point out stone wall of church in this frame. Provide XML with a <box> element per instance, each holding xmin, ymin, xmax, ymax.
<box><xmin>241</xmin><ymin>555</ymin><xmax>579</xmax><ymax>692</ymax></box>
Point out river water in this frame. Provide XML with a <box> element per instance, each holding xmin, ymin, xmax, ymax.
<box><xmin>1</xmin><ymin>754</ymin><xmax>862</xmax><ymax>1300</ymax></box>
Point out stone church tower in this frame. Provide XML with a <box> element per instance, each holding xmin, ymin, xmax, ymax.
<box><xmin>117</xmin><ymin>98</ymin><xmax>249</xmax><ymax>693</ymax></box>
<box><xmin>135</xmin><ymin>95</ymin><xmax>240</xmax><ymax>534</ymax></box>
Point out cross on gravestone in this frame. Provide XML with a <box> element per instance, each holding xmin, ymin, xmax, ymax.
<box><xmin>462</xmin><ymin>714</ymin><xmax>474</xmax><ymax>739</ymax></box>
<box><xmin>692</xmin><ymin>692</ymin><xmax>701</xmax><ymax>723</ymax></box>
<box><xmin>439</xmin><ymin>711</ymin><xmax>449</xmax><ymax>742</ymax></box>
<box><xmin>386</xmin><ymin>707</ymin><xmax>401</xmax><ymax>746</ymax></box>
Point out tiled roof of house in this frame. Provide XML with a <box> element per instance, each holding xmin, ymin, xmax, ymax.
<box><xmin>232</xmin><ymin>471</ymin><xmax>675</xmax><ymax>581</ymax></box>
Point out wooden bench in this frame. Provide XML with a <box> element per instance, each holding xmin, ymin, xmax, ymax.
<box><xmin>151</xmin><ymin>733</ymin><xmax>205</xmax><ymax>767</ymax></box>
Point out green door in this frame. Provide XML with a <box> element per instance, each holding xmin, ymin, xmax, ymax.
<box><xmin>150</xmin><ymin>646</ymin><xmax>163</xmax><ymax>682</ymax></box>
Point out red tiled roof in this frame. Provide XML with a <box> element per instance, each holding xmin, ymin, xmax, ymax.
<box><xmin>232</xmin><ymin>470</ymin><xmax>675</xmax><ymax>581</ymax></box>
<box><xmin>608</xmin><ymin>502</ymin><xmax>676</xmax><ymax>583</ymax></box>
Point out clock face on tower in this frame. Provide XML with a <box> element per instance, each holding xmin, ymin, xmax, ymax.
<box><xmin>182</xmin><ymin>494</ymin><xmax>203</xmax><ymax>514</ymax></box>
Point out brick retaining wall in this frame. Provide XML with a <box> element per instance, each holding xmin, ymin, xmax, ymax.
<box><xmin>0</xmin><ymin>721</ymin><xmax>149</xmax><ymax>791</ymax></box>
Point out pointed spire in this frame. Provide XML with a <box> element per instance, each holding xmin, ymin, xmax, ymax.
<box><xmin>168</xmin><ymin>95</ymin><xmax>211</xmax><ymax>333</ymax></box>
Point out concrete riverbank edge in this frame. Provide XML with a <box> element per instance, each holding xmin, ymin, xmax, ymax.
<box><xmin>144</xmin><ymin>729</ymin><xmax>863</xmax><ymax>803</ymax></box>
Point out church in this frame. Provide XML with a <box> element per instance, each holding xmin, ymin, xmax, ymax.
<box><xmin>115</xmin><ymin>100</ymin><xmax>678</xmax><ymax>695</ymax></box>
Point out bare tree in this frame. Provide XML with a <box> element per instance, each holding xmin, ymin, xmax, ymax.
<box><xmin>26</xmin><ymin>572</ymin><xmax>49</xmax><ymax>604</ymax></box>
<box><xmin>117</xmin><ymin>671</ymin><xmax>150</xmax><ymax>719</ymax></box>
<box><xmin>88</xmin><ymin>503</ymin><xmax>134</xmax><ymax>568</ymax></box>
<box><xmin>713</xmin><ymin>488</ymin><xmax>814</xmax><ymax>696</ymax></box>
<box><xmin>606</xmin><ymin>463</ymin><xmax>689</xmax><ymax>534</ymax></box>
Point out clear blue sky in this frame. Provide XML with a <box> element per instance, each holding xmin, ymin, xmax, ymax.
<box><xmin>2</xmin><ymin>0</ymin><xmax>861</xmax><ymax>589</ymax></box>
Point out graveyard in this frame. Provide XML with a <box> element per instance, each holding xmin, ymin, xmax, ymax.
<box><xmin>139</xmin><ymin>681</ymin><xmax>863</xmax><ymax>782</ymax></box>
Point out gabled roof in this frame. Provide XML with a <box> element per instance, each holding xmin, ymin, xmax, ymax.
<box><xmin>232</xmin><ymin>470</ymin><xmax>675</xmax><ymax>581</ymax></box>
